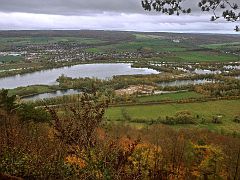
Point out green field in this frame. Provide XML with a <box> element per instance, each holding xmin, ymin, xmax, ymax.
<box><xmin>201</xmin><ymin>42</ymin><xmax>240</xmax><ymax>50</ymax></box>
<box><xmin>134</xmin><ymin>34</ymin><xmax>165</xmax><ymax>40</ymax></box>
<box><xmin>106</xmin><ymin>99</ymin><xmax>240</xmax><ymax>133</ymax></box>
<box><xmin>136</xmin><ymin>91</ymin><xmax>203</xmax><ymax>102</ymax></box>
<box><xmin>84</xmin><ymin>34</ymin><xmax>239</xmax><ymax>62</ymax></box>
<box><xmin>86</xmin><ymin>35</ymin><xmax>188</xmax><ymax>53</ymax></box>
<box><xmin>8</xmin><ymin>85</ymin><xmax>59</xmax><ymax>97</ymax></box>
<box><xmin>1</xmin><ymin>33</ymin><xmax>238</xmax><ymax>63</ymax></box>
<box><xmin>113</xmin><ymin>40</ymin><xmax>187</xmax><ymax>52</ymax></box>
<box><xmin>0</xmin><ymin>55</ymin><xmax>23</xmax><ymax>63</ymax></box>
<box><xmin>0</xmin><ymin>37</ymin><xmax>105</xmax><ymax>47</ymax></box>
<box><xmin>174</xmin><ymin>51</ymin><xmax>238</xmax><ymax>62</ymax></box>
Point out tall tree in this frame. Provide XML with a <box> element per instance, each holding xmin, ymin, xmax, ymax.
<box><xmin>0</xmin><ymin>89</ymin><xmax>17</xmax><ymax>113</ymax></box>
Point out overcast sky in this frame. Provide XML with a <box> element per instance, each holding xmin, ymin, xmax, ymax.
<box><xmin>0</xmin><ymin>0</ymin><xmax>239</xmax><ymax>34</ymax></box>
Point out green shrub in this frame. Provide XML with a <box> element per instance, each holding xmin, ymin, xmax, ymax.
<box><xmin>17</xmin><ymin>104</ymin><xmax>50</xmax><ymax>123</ymax></box>
<box><xmin>212</xmin><ymin>115</ymin><xmax>223</xmax><ymax>124</ymax></box>
<box><xmin>162</xmin><ymin>110</ymin><xmax>196</xmax><ymax>125</ymax></box>
<box><xmin>233</xmin><ymin>115</ymin><xmax>240</xmax><ymax>123</ymax></box>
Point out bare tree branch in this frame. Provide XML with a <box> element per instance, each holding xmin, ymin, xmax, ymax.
<box><xmin>141</xmin><ymin>0</ymin><xmax>240</xmax><ymax>31</ymax></box>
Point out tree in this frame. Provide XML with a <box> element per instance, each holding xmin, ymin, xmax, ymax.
<box><xmin>141</xmin><ymin>0</ymin><xmax>240</xmax><ymax>31</ymax></box>
<box><xmin>17</xmin><ymin>104</ymin><xmax>50</xmax><ymax>123</ymax></box>
<box><xmin>0</xmin><ymin>89</ymin><xmax>17</xmax><ymax>113</ymax></box>
<box><xmin>46</xmin><ymin>92</ymin><xmax>108</xmax><ymax>149</ymax></box>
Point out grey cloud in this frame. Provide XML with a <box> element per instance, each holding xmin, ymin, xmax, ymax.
<box><xmin>0</xmin><ymin>0</ymin><xmax>143</xmax><ymax>15</ymax></box>
<box><xmin>1</xmin><ymin>0</ymin><xmax>236</xmax><ymax>15</ymax></box>
<box><xmin>1</xmin><ymin>0</ymin><xmax>239</xmax><ymax>17</ymax></box>
<box><xmin>0</xmin><ymin>0</ymin><xmax>238</xmax><ymax>33</ymax></box>
<box><xmin>0</xmin><ymin>12</ymin><xmax>238</xmax><ymax>34</ymax></box>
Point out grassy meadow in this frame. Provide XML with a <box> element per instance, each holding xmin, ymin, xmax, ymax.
<box><xmin>85</xmin><ymin>34</ymin><xmax>239</xmax><ymax>62</ymax></box>
<box><xmin>106</xmin><ymin>99</ymin><xmax>240</xmax><ymax>133</ymax></box>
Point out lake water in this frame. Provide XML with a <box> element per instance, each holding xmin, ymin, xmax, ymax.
<box><xmin>0</xmin><ymin>63</ymin><xmax>159</xmax><ymax>89</ymax></box>
<box><xmin>158</xmin><ymin>79</ymin><xmax>215</xmax><ymax>87</ymax></box>
<box><xmin>22</xmin><ymin>89</ymin><xmax>81</xmax><ymax>101</ymax></box>
<box><xmin>194</xmin><ymin>69</ymin><xmax>221</xmax><ymax>75</ymax></box>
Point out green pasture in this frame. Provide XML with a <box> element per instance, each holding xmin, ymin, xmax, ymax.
<box><xmin>0</xmin><ymin>37</ymin><xmax>105</xmax><ymax>47</ymax></box>
<box><xmin>85</xmin><ymin>38</ymin><xmax>187</xmax><ymax>53</ymax></box>
<box><xmin>8</xmin><ymin>85</ymin><xmax>59</xmax><ymax>97</ymax></box>
<box><xmin>106</xmin><ymin>99</ymin><xmax>240</xmax><ymax>133</ymax></box>
<box><xmin>201</xmin><ymin>42</ymin><xmax>240</xmax><ymax>50</ymax></box>
<box><xmin>0</xmin><ymin>55</ymin><xmax>23</xmax><ymax>63</ymax></box>
<box><xmin>174</xmin><ymin>51</ymin><xmax>238</xmax><ymax>62</ymax></box>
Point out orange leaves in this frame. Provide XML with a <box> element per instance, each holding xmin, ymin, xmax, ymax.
<box><xmin>118</xmin><ymin>137</ymin><xmax>162</xmax><ymax>177</ymax></box>
<box><xmin>96</xmin><ymin>128</ymin><xmax>106</xmax><ymax>141</ymax></box>
<box><xmin>191</xmin><ymin>144</ymin><xmax>225</xmax><ymax>179</ymax></box>
<box><xmin>65</xmin><ymin>155</ymin><xmax>86</xmax><ymax>169</ymax></box>
<box><xmin>118</xmin><ymin>136</ymin><xmax>137</xmax><ymax>153</ymax></box>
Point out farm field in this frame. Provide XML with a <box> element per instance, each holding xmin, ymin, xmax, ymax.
<box><xmin>106</xmin><ymin>99</ymin><xmax>240</xmax><ymax>133</ymax></box>
<box><xmin>0</xmin><ymin>55</ymin><xmax>23</xmax><ymax>63</ymax></box>
<box><xmin>85</xmin><ymin>39</ymin><xmax>188</xmax><ymax>53</ymax></box>
<box><xmin>174</xmin><ymin>51</ymin><xmax>239</xmax><ymax>62</ymax></box>
<box><xmin>201</xmin><ymin>42</ymin><xmax>240</xmax><ymax>50</ymax></box>
<box><xmin>0</xmin><ymin>37</ymin><xmax>106</xmax><ymax>46</ymax></box>
<box><xmin>84</xmin><ymin>33</ymin><xmax>239</xmax><ymax>62</ymax></box>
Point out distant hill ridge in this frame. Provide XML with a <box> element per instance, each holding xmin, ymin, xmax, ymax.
<box><xmin>0</xmin><ymin>30</ymin><xmax>239</xmax><ymax>45</ymax></box>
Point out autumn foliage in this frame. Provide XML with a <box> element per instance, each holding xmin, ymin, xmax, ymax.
<box><xmin>0</xmin><ymin>91</ymin><xmax>239</xmax><ymax>179</ymax></box>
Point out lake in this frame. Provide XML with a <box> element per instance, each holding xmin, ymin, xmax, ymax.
<box><xmin>194</xmin><ymin>69</ymin><xmax>221</xmax><ymax>75</ymax></box>
<box><xmin>22</xmin><ymin>89</ymin><xmax>81</xmax><ymax>101</ymax></box>
<box><xmin>0</xmin><ymin>63</ymin><xmax>159</xmax><ymax>89</ymax></box>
